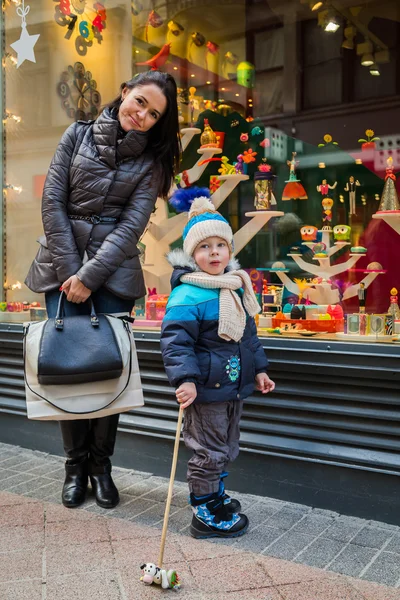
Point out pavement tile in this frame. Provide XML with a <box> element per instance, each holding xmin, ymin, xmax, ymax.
<box><xmin>0</xmin><ymin>580</ymin><xmax>43</xmax><ymax>600</ymax></box>
<box><xmin>245</xmin><ymin>502</ymin><xmax>288</xmax><ymax>531</ymax></box>
<box><xmin>6</xmin><ymin>458</ymin><xmax>49</xmax><ymax>473</ymax></box>
<box><xmin>0</xmin><ymin>473</ymin><xmax>36</xmax><ymax>492</ymax></box>
<box><xmin>291</xmin><ymin>514</ymin><xmax>335</xmax><ymax>537</ymax></box>
<box><xmin>131</xmin><ymin>500</ymin><xmax>182</xmax><ymax>528</ymax></box>
<box><xmin>24</xmin><ymin>480</ymin><xmax>63</xmax><ymax>500</ymax></box>
<box><xmin>112</xmin><ymin>536</ymin><xmax>185</xmax><ymax>570</ymax></box>
<box><xmin>360</xmin><ymin>551</ymin><xmax>400</xmax><ymax>587</ymax></box>
<box><xmin>46</xmin><ymin>571</ymin><xmax>121</xmax><ymax>600</ymax></box>
<box><xmin>170</xmin><ymin>490</ymin><xmax>190</xmax><ymax>508</ymax></box>
<box><xmin>328</xmin><ymin>543</ymin><xmax>377</xmax><ymax>577</ymax></box>
<box><xmin>0</xmin><ymin>490</ymin><xmax>39</xmax><ymax>506</ymax></box>
<box><xmin>266</xmin><ymin>507</ymin><xmax>309</xmax><ymax>531</ymax></box>
<box><xmin>22</xmin><ymin>462</ymin><xmax>62</xmax><ymax>478</ymax></box>
<box><xmin>44</xmin><ymin>467</ymin><xmax>66</xmax><ymax>480</ymax></box>
<box><xmin>106</xmin><ymin>516</ymin><xmax>161</xmax><ymax>541</ymax></box>
<box><xmin>161</xmin><ymin>506</ymin><xmax>192</xmax><ymax>533</ymax></box>
<box><xmin>352</xmin><ymin>525</ymin><xmax>394</xmax><ymax>549</ymax></box>
<box><xmin>369</xmin><ymin>520</ymin><xmax>400</xmax><ymax>532</ymax></box>
<box><xmin>111</xmin><ymin>473</ymin><xmax>149</xmax><ymax>492</ymax></box>
<box><xmin>0</xmin><ymin>501</ymin><xmax>44</xmax><ymax>527</ymax></box>
<box><xmin>385</xmin><ymin>533</ymin><xmax>400</xmax><ymax>554</ymax></box>
<box><xmin>206</xmin><ymin>590</ymin><xmax>284</xmax><ymax>600</ymax></box>
<box><xmin>0</xmin><ymin>549</ymin><xmax>43</xmax><ymax>583</ymax></box>
<box><xmin>349</xmin><ymin>577</ymin><xmax>400</xmax><ymax>600</ymax></box>
<box><xmin>233</xmin><ymin>525</ymin><xmax>287</xmax><ymax>554</ymax></box>
<box><xmin>294</xmin><ymin>536</ymin><xmax>344</xmax><ymax>569</ymax></box>
<box><xmin>176</xmin><ymin>533</ymin><xmax>240</xmax><ymax>561</ymax></box>
<box><xmin>258</xmin><ymin>556</ymin><xmax>330</xmax><ymax>586</ymax></box>
<box><xmin>322</xmin><ymin>520</ymin><xmax>365</xmax><ymax>543</ymax></box>
<box><xmin>8</xmin><ymin>476</ymin><xmax>56</xmax><ymax>496</ymax></box>
<box><xmin>45</xmin><ymin>517</ymin><xmax>109</xmax><ymax>546</ymax></box>
<box><xmin>277</xmin><ymin>577</ymin><xmax>365</xmax><ymax>599</ymax></box>
<box><xmin>46</xmin><ymin>541</ymin><xmax>115</xmax><ymax>576</ymax></box>
<box><xmin>191</xmin><ymin>554</ymin><xmax>274</xmax><ymax>593</ymax></box>
<box><xmin>45</xmin><ymin>502</ymin><xmax>98</xmax><ymax>523</ymax></box>
<box><xmin>0</xmin><ymin>523</ymin><xmax>45</xmax><ymax>551</ymax></box>
<box><xmin>264</xmin><ymin>531</ymin><xmax>316</xmax><ymax>560</ymax></box>
<box><xmin>0</xmin><ymin>456</ymin><xmax>30</xmax><ymax>469</ymax></box>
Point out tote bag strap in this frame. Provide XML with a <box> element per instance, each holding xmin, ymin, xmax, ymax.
<box><xmin>23</xmin><ymin>319</ymin><xmax>133</xmax><ymax>415</ymax></box>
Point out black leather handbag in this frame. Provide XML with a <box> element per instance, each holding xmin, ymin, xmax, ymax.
<box><xmin>37</xmin><ymin>292</ymin><xmax>123</xmax><ymax>385</ymax></box>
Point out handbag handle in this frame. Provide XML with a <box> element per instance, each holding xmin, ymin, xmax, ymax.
<box><xmin>55</xmin><ymin>291</ymin><xmax>99</xmax><ymax>331</ymax></box>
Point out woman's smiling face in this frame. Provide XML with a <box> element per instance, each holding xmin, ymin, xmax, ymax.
<box><xmin>118</xmin><ymin>83</ymin><xmax>167</xmax><ymax>133</ymax></box>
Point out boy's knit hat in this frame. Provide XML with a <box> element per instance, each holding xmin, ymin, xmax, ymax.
<box><xmin>169</xmin><ymin>187</ymin><xmax>233</xmax><ymax>257</ymax></box>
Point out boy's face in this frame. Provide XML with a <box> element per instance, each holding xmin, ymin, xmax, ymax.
<box><xmin>193</xmin><ymin>236</ymin><xmax>231</xmax><ymax>276</ymax></box>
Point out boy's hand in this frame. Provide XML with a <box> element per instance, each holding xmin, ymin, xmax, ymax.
<box><xmin>255</xmin><ymin>373</ymin><xmax>275</xmax><ymax>394</ymax></box>
<box><xmin>176</xmin><ymin>382</ymin><xmax>197</xmax><ymax>409</ymax></box>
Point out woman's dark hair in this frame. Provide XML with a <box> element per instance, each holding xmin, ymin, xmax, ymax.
<box><xmin>105</xmin><ymin>71</ymin><xmax>181</xmax><ymax>199</ymax></box>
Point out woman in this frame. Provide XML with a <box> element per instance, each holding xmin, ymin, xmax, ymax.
<box><xmin>25</xmin><ymin>70</ymin><xmax>181</xmax><ymax>509</ymax></box>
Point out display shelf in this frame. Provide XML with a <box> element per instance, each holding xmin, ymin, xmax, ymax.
<box><xmin>197</xmin><ymin>147</ymin><xmax>222</xmax><ymax>155</ymax></box>
<box><xmin>372</xmin><ymin>212</ymin><xmax>400</xmax><ymax>235</ymax></box>
<box><xmin>233</xmin><ymin>210</ymin><xmax>284</xmax><ymax>255</ymax></box>
<box><xmin>180</xmin><ymin>127</ymin><xmax>201</xmax><ymax>152</ymax></box>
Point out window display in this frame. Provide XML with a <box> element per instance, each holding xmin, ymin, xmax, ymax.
<box><xmin>1</xmin><ymin>0</ymin><xmax>399</xmax><ymax>345</ymax></box>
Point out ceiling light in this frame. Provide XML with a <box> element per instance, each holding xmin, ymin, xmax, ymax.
<box><xmin>369</xmin><ymin>63</ymin><xmax>380</xmax><ymax>76</ymax></box>
<box><xmin>206</xmin><ymin>81</ymin><xmax>211</xmax><ymax>85</ymax></box>
<box><xmin>235</xmin><ymin>93</ymin><xmax>239</xmax><ymax>97</ymax></box>
<box><xmin>310</xmin><ymin>1</ymin><xmax>323</xmax><ymax>10</ymax></box>
<box><xmin>173</xmin><ymin>66</ymin><xmax>178</xmax><ymax>70</ymax></box>
<box><xmin>342</xmin><ymin>24</ymin><xmax>356</xmax><ymax>50</ymax></box>
<box><xmin>325</xmin><ymin>18</ymin><xmax>340</xmax><ymax>33</ymax></box>
<box><xmin>221</xmin><ymin>87</ymin><xmax>226</xmax><ymax>91</ymax></box>
<box><xmin>190</xmin><ymin>74</ymin><xmax>195</xmax><ymax>78</ymax></box>
<box><xmin>361</xmin><ymin>53</ymin><xmax>374</xmax><ymax>67</ymax></box>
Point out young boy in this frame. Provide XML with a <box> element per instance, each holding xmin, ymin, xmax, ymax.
<box><xmin>161</xmin><ymin>187</ymin><xmax>275</xmax><ymax>539</ymax></box>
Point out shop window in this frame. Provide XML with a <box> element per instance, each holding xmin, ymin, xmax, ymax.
<box><xmin>1</xmin><ymin>0</ymin><xmax>400</xmax><ymax>346</ymax></box>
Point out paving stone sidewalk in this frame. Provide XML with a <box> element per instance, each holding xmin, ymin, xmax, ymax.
<box><xmin>1</xmin><ymin>442</ymin><xmax>400</xmax><ymax>599</ymax></box>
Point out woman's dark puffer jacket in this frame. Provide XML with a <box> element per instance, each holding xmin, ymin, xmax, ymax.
<box><xmin>25</xmin><ymin>107</ymin><xmax>159</xmax><ymax>300</ymax></box>
<box><xmin>161</xmin><ymin>250</ymin><xmax>269</xmax><ymax>404</ymax></box>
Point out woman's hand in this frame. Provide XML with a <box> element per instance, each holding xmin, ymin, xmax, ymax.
<box><xmin>176</xmin><ymin>382</ymin><xmax>197</xmax><ymax>409</ymax></box>
<box><xmin>255</xmin><ymin>373</ymin><xmax>275</xmax><ymax>394</ymax></box>
<box><xmin>61</xmin><ymin>275</ymin><xmax>92</xmax><ymax>304</ymax></box>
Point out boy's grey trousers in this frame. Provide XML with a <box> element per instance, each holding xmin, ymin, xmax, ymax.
<box><xmin>182</xmin><ymin>399</ymin><xmax>244</xmax><ymax>496</ymax></box>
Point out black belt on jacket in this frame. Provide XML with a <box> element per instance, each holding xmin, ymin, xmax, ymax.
<box><xmin>68</xmin><ymin>215</ymin><xmax>119</xmax><ymax>225</ymax></box>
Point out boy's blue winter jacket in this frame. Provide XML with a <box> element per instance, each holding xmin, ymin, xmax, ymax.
<box><xmin>160</xmin><ymin>250</ymin><xmax>269</xmax><ymax>404</ymax></box>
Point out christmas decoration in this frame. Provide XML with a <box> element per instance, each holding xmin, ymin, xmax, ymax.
<box><xmin>200</xmin><ymin>119</ymin><xmax>218</xmax><ymax>148</ymax></box>
<box><xmin>388</xmin><ymin>288</ymin><xmax>400</xmax><ymax>320</ymax></box>
<box><xmin>167</xmin><ymin>20</ymin><xmax>184</xmax><ymax>37</ymax></box>
<box><xmin>145</xmin><ymin>10</ymin><xmax>163</xmax><ymax>41</ymax></box>
<box><xmin>10</xmin><ymin>0</ymin><xmax>40</xmax><ymax>68</ymax></box>
<box><xmin>376</xmin><ymin>157</ymin><xmax>400</xmax><ymax>213</ymax></box>
<box><xmin>136</xmin><ymin>43</ymin><xmax>171</xmax><ymax>70</ymax></box>
<box><xmin>300</xmin><ymin>225</ymin><xmax>318</xmax><ymax>242</ymax></box>
<box><xmin>344</xmin><ymin>176</ymin><xmax>361</xmax><ymax>216</ymax></box>
<box><xmin>317</xmin><ymin>178</ymin><xmax>337</xmax><ymax>197</ymax></box>
<box><xmin>321</xmin><ymin>197</ymin><xmax>334</xmax><ymax>225</ymax></box>
<box><xmin>236</xmin><ymin>61</ymin><xmax>255</xmax><ymax>88</ymax></box>
<box><xmin>333</xmin><ymin>225</ymin><xmax>351</xmax><ymax>242</ymax></box>
<box><xmin>318</xmin><ymin>133</ymin><xmax>338</xmax><ymax>147</ymax></box>
<box><xmin>282</xmin><ymin>152</ymin><xmax>308</xmax><ymax>201</ymax></box>
<box><xmin>358</xmin><ymin>128</ymin><xmax>380</xmax><ymax>150</ymax></box>
<box><xmin>53</xmin><ymin>0</ymin><xmax>106</xmax><ymax>57</ymax></box>
<box><xmin>254</xmin><ymin>160</ymin><xmax>277</xmax><ymax>210</ymax></box>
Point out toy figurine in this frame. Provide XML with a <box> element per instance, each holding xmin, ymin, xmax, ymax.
<box><xmin>358</xmin><ymin>282</ymin><xmax>367</xmax><ymax>313</ymax></box>
<box><xmin>321</xmin><ymin>197</ymin><xmax>334</xmax><ymax>225</ymax></box>
<box><xmin>140</xmin><ymin>563</ymin><xmax>181</xmax><ymax>590</ymax></box>
<box><xmin>388</xmin><ymin>288</ymin><xmax>400</xmax><ymax>320</ymax></box>
<box><xmin>218</xmin><ymin>156</ymin><xmax>236</xmax><ymax>176</ymax></box>
<box><xmin>282</xmin><ymin>152</ymin><xmax>308</xmax><ymax>201</ymax></box>
<box><xmin>333</xmin><ymin>224</ymin><xmax>351</xmax><ymax>242</ymax></box>
<box><xmin>344</xmin><ymin>176</ymin><xmax>361</xmax><ymax>216</ymax></box>
<box><xmin>254</xmin><ymin>159</ymin><xmax>277</xmax><ymax>210</ymax></box>
<box><xmin>317</xmin><ymin>179</ymin><xmax>337</xmax><ymax>196</ymax></box>
<box><xmin>300</xmin><ymin>225</ymin><xmax>318</xmax><ymax>242</ymax></box>
<box><xmin>376</xmin><ymin>157</ymin><xmax>400</xmax><ymax>213</ymax></box>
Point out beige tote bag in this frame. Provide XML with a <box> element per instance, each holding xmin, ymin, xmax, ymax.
<box><xmin>24</xmin><ymin>316</ymin><xmax>144</xmax><ymax>420</ymax></box>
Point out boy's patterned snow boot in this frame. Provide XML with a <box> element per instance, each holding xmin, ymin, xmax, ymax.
<box><xmin>189</xmin><ymin>492</ymin><xmax>248</xmax><ymax>539</ymax></box>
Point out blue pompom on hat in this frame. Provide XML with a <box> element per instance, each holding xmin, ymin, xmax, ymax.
<box><xmin>169</xmin><ymin>186</ymin><xmax>234</xmax><ymax>257</ymax></box>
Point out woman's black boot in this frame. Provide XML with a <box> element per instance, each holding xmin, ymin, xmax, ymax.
<box><xmin>90</xmin><ymin>468</ymin><xmax>119</xmax><ymax>509</ymax></box>
<box><xmin>62</xmin><ymin>457</ymin><xmax>88</xmax><ymax>508</ymax></box>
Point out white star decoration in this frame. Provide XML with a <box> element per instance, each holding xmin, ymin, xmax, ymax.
<box><xmin>10</xmin><ymin>1</ymin><xmax>40</xmax><ymax>68</ymax></box>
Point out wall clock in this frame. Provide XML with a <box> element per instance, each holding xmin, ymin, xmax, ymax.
<box><xmin>53</xmin><ymin>0</ymin><xmax>107</xmax><ymax>56</ymax></box>
<box><xmin>57</xmin><ymin>62</ymin><xmax>101</xmax><ymax>121</ymax></box>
